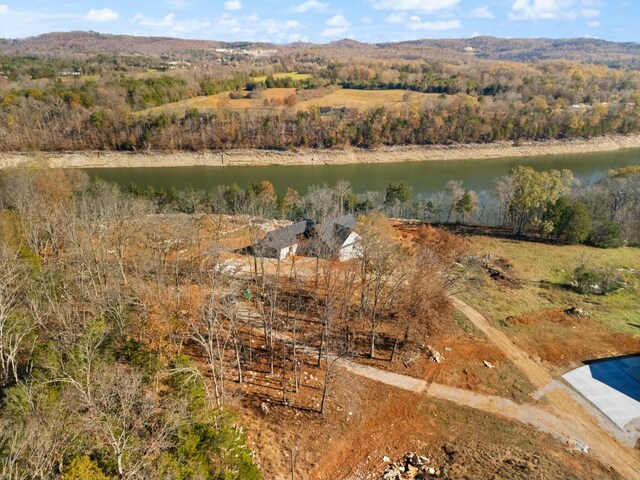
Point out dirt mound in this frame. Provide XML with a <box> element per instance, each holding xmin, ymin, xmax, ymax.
<box><xmin>467</xmin><ymin>253</ymin><xmax>523</xmax><ymax>290</ymax></box>
<box><xmin>421</xmin><ymin>441</ymin><xmax>619</xmax><ymax>480</ymax></box>
<box><xmin>506</xmin><ymin>310</ymin><xmax>574</xmax><ymax>326</ymax></box>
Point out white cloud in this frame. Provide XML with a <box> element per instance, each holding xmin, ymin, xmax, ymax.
<box><xmin>407</xmin><ymin>18</ymin><xmax>463</xmax><ymax>30</ymax></box>
<box><xmin>134</xmin><ymin>12</ymin><xmax>175</xmax><ymax>28</ymax></box>
<box><xmin>84</xmin><ymin>8</ymin><xmax>118</xmax><ymax>22</ymax></box>
<box><xmin>371</xmin><ymin>0</ymin><xmax>459</xmax><ymax>14</ymax></box>
<box><xmin>164</xmin><ymin>0</ymin><xmax>193</xmax><ymax>9</ymax></box>
<box><xmin>322</xmin><ymin>14</ymin><xmax>350</xmax><ymax>37</ymax></box>
<box><xmin>469</xmin><ymin>6</ymin><xmax>495</xmax><ymax>19</ymax></box>
<box><xmin>326</xmin><ymin>14</ymin><xmax>350</xmax><ymax>27</ymax></box>
<box><xmin>509</xmin><ymin>0</ymin><xmax>575</xmax><ymax>20</ymax></box>
<box><xmin>384</xmin><ymin>11</ymin><xmax>462</xmax><ymax>31</ymax></box>
<box><xmin>293</xmin><ymin>0</ymin><xmax>329</xmax><ymax>13</ymax></box>
<box><xmin>509</xmin><ymin>0</ymin><xmax>600</xmax><ymax>21</ymax></box>
<box><xmin>213</xmin><ymin>13</ymin><xmax>304</xmax><ymax>42</ymax></box>
<box><xmin>581</xmin><ymin>8</ymin><xmax>599</xmax><ymax>17</ymax></box>
<box><xmin>587</xmin><ymin>20</ymin><xmax>600</xmax><ymax>27</ymax></box>
<box><xmin>385</xmin><ymin>12</ymin><xmax>406</xmax><ymax>24</ymax></box>
<box><xmin>360</xmin><ymin>16</ymin><xmax>373</xmax><ymax>24</ymax></box>
<box><xmin>224</xmin><ymin>0</ymin><xmax>242</xmax><ymax>11</ymax></box>
<box><xmin>133</xmin><ymin>12</ymin><xmax>211</xmax><ymax>33</ymax></box>
<box><xmin>0</xmin><ymin>6</ymin><xmax>78</xmax><ymax>37</ymax></box>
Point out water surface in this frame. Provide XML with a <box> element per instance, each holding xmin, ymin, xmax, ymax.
<box><xmin>85</xmin><ymin>149</ymin><xmax>640</xmax><ymax>197</ymax></box>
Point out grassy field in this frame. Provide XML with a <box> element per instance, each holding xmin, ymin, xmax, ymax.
<box><xmin>251</xmin><ymin>72</ymin><xmax>311</xmax><ymax>82</ymax></box>
<box><xmin>297</xmin><ymin>88</ymin><xmax>438</xmax><ymax>110</ymax></box>
<box><xmin>59</xmin><ymin>74</ymin><xmax>100</xmax><ymax>83</ymax></box>
<box><xmin>455</xmin><ymin>236</ymin><xmax>640</xmax><ymax>374</ymax></box>
<box><xmin>140</xmin><ymin>87</ymin><xmax>297</xmax><ymax>115</ymax></box>
<box><xmin>460</xmin><ymin>237</ymin><xmax>640</xmax><ymax>335</ymax></box>
<box><xmin>141</xmin><ymin>87</ymin><xmax>441</xmax><ymax>116</ymax></box>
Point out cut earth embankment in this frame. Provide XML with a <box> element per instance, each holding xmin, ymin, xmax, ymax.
<box><xmin>2</xmin><ymin>134</ymin><xmax>640</xmax><ymax>169</ymax></box>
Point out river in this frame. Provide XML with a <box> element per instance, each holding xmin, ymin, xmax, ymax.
<box><xmin>85</xmin><ymin>149</ymin><xmax>640</xmax><ymax>198</ymax></box>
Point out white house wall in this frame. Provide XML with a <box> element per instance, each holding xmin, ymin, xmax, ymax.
<box><xmin>338</xmin><ymin>232</ymin><xmax>361</xmax><ymax>261</ymax></box>
<box><xmin>278</xmin><ymin>243</ymin><xmax>298</xmax><ymax>260</ymax></box>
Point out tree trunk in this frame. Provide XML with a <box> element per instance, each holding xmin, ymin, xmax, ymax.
<box><xmin>390</xmin><ymin>336</ymin><xmax>399</xmax><ymax>362</ymax></box>
<box><xmin>369</xmin><ymin>329</ymin><xmax>376</xmax><ymax>359</ymax></box>
<box><xmin>117</xmin><ymin>451</ymin><xmax>124</xmax><ymax>480</ymax></box>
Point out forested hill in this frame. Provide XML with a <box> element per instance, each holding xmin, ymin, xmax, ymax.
<box><xmin>2</xmin><ymin>31</ymin><xmax>640</xmax><ymax>68</ymax></box>
<box><xmin>381</xmin><ymin>37</ymin><xmax>640</xmax><ymax>69</ymax></box>
<box><xmin>0</xmin><ymin>31</ymin><xmax>274</xmax><ymax>56</ymax></box>
<box><xmin>2</xmin><ymin>31</ymin><xmax>640</xmax><ymax>152</ymax></box>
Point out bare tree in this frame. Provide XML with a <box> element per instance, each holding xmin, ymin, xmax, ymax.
<box><xmin>356</xmin><ymin>212</ymin><xmax>407</xmax><ymax>358</ymax></box>
<box><xmin>187</xmin><ymin>273</ymin><xmax>235</xmax><ymax>409</ymax></box>
<box><xmin>0</xmin><ymin>246</ymin><xmax>35</xmax><ymax>386</ymax></box>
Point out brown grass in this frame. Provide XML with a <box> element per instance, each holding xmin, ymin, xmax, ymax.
<box><xmin>297</xmin><ymin>88</ymin><xmax>439</xmax><ymax>110</ymax></box>
<box><xmin>140</xmin><ymin>87</ymin><xmax>441</xmax><ymax>116</ymax></box>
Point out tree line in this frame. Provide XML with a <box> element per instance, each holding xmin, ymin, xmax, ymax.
<box><xmin>125</xmin><ymin>165</ymin><xmax>640</xmax><ymax>247</ymax></box>
<box><xmin>1</xmin><ymin>95</ymin><xmax>639</xmax><ymax>152</ymax></box>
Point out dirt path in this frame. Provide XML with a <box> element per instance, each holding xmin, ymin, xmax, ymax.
<box><xmin>451</xmin><ymin>297</ymin><xmax>640</xmax><ymax>480</ymax></box>
<box><xmin>427</xmin><ymin>383</ymin><xmax>576</xmax><ymax>444</ymax></box>
<box><xmin>239</xmin><ymin>300</ymin><xmax>640</xmax><ymax>478</ymax></box>
<box><xmin>338</xmin><ymin>359</ymin><xmax>577</xmax><ymax>444</ymax></box>
<box><xmin>451</xmin><ymin>297</ymin><xmax>553</xmax><ymax>388</ymax></box>
<box><xmin>337</xmin><ymin>359</ymin><xmax>429</xmax><ymax>393</ymax></box>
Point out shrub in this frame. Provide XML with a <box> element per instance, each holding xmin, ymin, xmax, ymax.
<box><xmin>555</xmin><ymin>201</ymin><xmax>592</xmax><ymax>244</ymax></box>
<box><xmin>570</xmin><ymin>264</ymin><xmax>622</xmax><ymax>294</ymax></box>
<box><xmin>589</xmin><ymin>220</ymin><xmax>623</xmax><ymax>248</ymax></box>
<box><xmin>63</xmin><ymin>456</ymin><xmax>108</xmax><ymax>480</ymax></box>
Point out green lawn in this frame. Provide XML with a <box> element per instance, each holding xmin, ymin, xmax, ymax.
<box><xmin>459</xmin><ymin>237</ymin><xmax>640</xmax><ymax>335</ymax></box>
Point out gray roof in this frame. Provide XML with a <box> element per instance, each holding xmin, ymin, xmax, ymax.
<box><xmin>332</xmin><ymin>214</ymin><xmax>357</xmax><ymax>229</ymax></box>
<box><xmin>317</xmin><ymin>214</ymin><xmax>357</xmax><ymax>251</ymax></box>
<box><xmin>258</xmin><ymin>219</ymin><xmax>313</xmax><ymax>250</ymax></box>
<box><xmin>257</xmin><ymin>214</ymin><xmax>357</xmax><ymax>254</ymax></box>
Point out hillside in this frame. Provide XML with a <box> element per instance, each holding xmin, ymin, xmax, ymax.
<box><xmin>0</xmin><ymin>31</ymin><xmax>275</xmax><ymax>56</ymax></box>
<box><xmin>1</xmin><ymin>31</ymin><xmax>640</xmax><ymax>154</ymax></box>
<box><xmin>2</xmin><ymin>31</ymin><xmax>640</xmax><ymax>68</ymax></box>
<box><xmin>381</xmin><ymin>37</ymin><xmax>640</xmax><ymax>68</ymax></box>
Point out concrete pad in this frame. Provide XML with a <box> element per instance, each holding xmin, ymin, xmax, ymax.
<box><xmin>563</xmin><ymin>356</ymin><xmax>640</xmax><ymax>429</ymax></box>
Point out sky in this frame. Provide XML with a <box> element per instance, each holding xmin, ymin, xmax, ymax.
<box><xmin>0</xmin><ymin>0</ymin><xmax>637</xmax><ymax>44</ymax></box>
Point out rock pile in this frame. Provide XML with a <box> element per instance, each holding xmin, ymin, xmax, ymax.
<box><xmin>564</xmin><ymin>307</ymin><xmax>588</xmax><ymax>317</ymax></box>
<box><xmin>382</xmin><ymin>452</ymin><xmax>446</xmax><ymax>479</ymax></box>
<box><xmin>426</xmin><ymin>346</ymin><xmax>443</xmax><ymax>363</ymax></box>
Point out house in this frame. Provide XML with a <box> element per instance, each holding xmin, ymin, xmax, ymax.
<box><xmin>313</xmin><ymin>214</ymin><xmax>361</xmax><ymax>261</ymax></box>
<box><xmin>256</xmin><ymin>214</ymin><xmax>361</xmax><ymax>262</ymax></box>
<box><xmin>256</xmin><ymin>219</ymin><xmax>313</xmax><ymax>260</ymax></box>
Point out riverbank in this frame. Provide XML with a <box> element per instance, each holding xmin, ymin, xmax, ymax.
<box><xmin>2</xmin><ymin>134</ymin><xmax>640</xmax><ymax>169</ymax></box>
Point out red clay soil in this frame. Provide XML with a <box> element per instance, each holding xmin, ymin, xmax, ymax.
<box><xmin>238</xmin><ymin>373</ymin><xmax>621</xmax><ymax>480</ymax></box>
<box><xmin>506</xmin><ymin>309</ymin><xmax>640</xmax><ymax>373</ymax></box>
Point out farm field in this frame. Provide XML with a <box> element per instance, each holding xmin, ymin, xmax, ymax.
<box><xmin>251</xmin><ymin>72</ymin><xmax>312</xmax><ymax>82</ymax></box>
<box><xmin>140</xmin><ymin>87</ymin><xmax>297</xmax><ymax>115</ymax></box>
<box><xmin>139</xmin><ymin>87</ymin><xmax>440</xmax><ymax>116</ymax></box>
<box><xmin>297</xmin><ymin>88</ymin><xmax>438</xmax><ymax>110</ymax></box>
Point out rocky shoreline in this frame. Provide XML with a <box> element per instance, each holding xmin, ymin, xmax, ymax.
<box><xmin>1</xmin><ymin>134</ymin><xmax>640</xmax><ymax>169</ymax></box>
